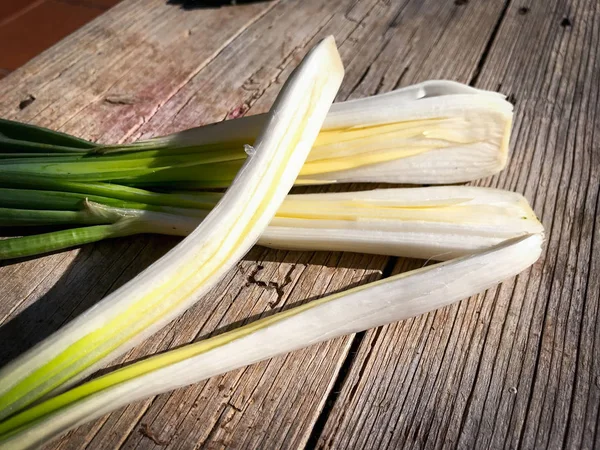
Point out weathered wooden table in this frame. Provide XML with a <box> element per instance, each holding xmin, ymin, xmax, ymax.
<box><xmin>1</xmin><ymin>0</ymin><xmax>598</xmax><ymax>448</ymax></box>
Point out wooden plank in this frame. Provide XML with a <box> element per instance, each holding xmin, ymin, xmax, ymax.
<box><xmin>0</xmin><ymin>0</ymin><xmax>280</xmax><ymax>131</ymax></box>
<box><xmin>0</xmin><ymin>0</ymin><xmax>279</xmax><ymax>333</ymax></box>
<box><xmin>42</xmin><ymin>0</ymin><xmax>512</xmax><ymax>448</ymax></box>
<box><xmin>316</xmin><ymin>0</ymin><xmax>600</xmax><ymax>448</ymax></box>
<box><xmin>0</xmin><ymin>2</ymin><xmax>519</xmax><ymax>450</ymax></box>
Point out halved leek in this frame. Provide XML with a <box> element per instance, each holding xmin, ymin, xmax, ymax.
<box><xmin>0</xmin><ymin>36</ymin><xmax>344</xmax><ymax>420</ymax></box>
<box><xmin>263</xmin><ymin>186</ymin><xmax>542</xmax><ymax>259</ymax></box>
<box><xmin>0</xmin><ymin>187</ymin><xmax>543</xmax><ymax>261</ymax></box>
<box><xmin>0</xmin><ymin>81</ymin><xmax>512</xmax><ymax>187</ymax></box>
<box><xmin>0</xmin><ymin>233</ymin><xmax>543</xmax><ymax>449</ymax></box>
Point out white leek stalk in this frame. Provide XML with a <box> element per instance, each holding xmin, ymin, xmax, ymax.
<box><xmin>127</xmin><ymin>80</ymin><xmax>512</xmax><ymax>187</ymax></box>
<box><xmin>0</xmin><ymin>82</ymin><xmax>511</xmax><ymax>187</ymax></box>
<box><xmin>263</xmin><ymin>186</ymin><xmax>543</xmax><ymax>259</ymax></box>
<box><xmin>0</xmin><ymin>36</ymin><xmax>344</xmax><ymax>420</ymax></box>
<box><xmin>0</xmin><ymin>233</ymin><xmax>543</xmax><ymax>449</ymax></box>
<box><xmin>16</xmin><ymin>186</ymin><xmax>538</xmax><ymax>262</ymax></box>
<box><xmin>113</xmin><ymin>186</ymin><xmax>544</xmax><ymax>261</ymax></box>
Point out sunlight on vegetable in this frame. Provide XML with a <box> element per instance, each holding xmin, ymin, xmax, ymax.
<box><xmin>0</xmin><ymin>81</ymin><xmax>512</xmax><ymax>187</ymax></box>
<box><xmin>0</xmin><ymin>233</ymin><xmax>543</xmax><ymax>449</ymax></box>
<box><xmin>0</xmin><ymin>186</ymin><xmax>542</xmax><ymax>261</ymax></box>
<box><xmin>0</xmin><ymin>35</ymin><xmax>344</xmax><ymax>421</ymax></box>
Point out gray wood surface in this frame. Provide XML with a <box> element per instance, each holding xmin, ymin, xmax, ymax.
<box><xmin>0</xmin><ymin>0</ymin><xmax>597</xmax><ymax>449</ymax></box>
<box><xmin>317</xmin><ymin>1</ymin><xmax>600</xmax><ymax>449</ymax></box>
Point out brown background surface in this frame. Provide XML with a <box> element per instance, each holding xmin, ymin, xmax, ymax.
<box><xmin>0</xmin><ymin>0</ymin><xmax>121</xmax><ymax>77</ymax></box>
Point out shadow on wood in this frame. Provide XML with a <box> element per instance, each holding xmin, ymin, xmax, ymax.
<box><xmin>0</xmin><ymin>235</ymin><xmax>174</xmax><ymax>366</ymax></box>
<box><xmin>167</xmin><ymin>0</ymin><xmax>272</xmax><ymax>10</ymax></box>
<box><xmin>91</xmin><ymin>264</ymin><xmax>385</xmax><ymax>378</ymax></box>
<box><xmin>0</xmin><ymin>236</ymin><xmax>390</xmax><ymax>367</ymax></box>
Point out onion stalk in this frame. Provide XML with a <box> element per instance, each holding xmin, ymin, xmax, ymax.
<box><xmin>0</xmin><ymin>187</ymin><xmax>543</xmax><ymax>261</ymax></box>
<box><xmin>0</xmin><ymin>35</ymin><xmax>345</xmax><ymax>420</ymax></box>
<box><xmin>0</xmin><ymin>118</ymin><xmax>93</xmax><ymax>155</ymax></box>
<box><xmin>0</xmin><ymin>233</ymin><xmax>543</xmax><ymax>449</ymax></box>
<box><xmin>0</xmin><ymin>81</ymin><xmax>512</xmax><ymax>187</ymax></box>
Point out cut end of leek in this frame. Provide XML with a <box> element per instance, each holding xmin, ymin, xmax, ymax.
<box><xmin>261</xmin><ymin>186</ymin><xmax>543</xmax><ymax>260</ymax></box>
<box><xmin>296</xmin><ymin>81</ymin><xmax>513</xmax><ymax>185</ymax></box>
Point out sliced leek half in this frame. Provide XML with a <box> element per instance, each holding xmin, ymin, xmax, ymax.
<box><xmin>0</xmin><ymin>233</ymin><xmax>543</xmax><ymax>449</ymax></box>
<box><xmin>0</xmin><ymin>186</ymin><xmax>543</xmax><ymax>261</ymax></box>
<box><xmin>0</xmin><ymin>81</ymin><xmax>512</xmax><ymax>187</ymax></box>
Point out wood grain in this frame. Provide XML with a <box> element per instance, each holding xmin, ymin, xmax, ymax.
<box><xmin>316</xmin><ymin>1</ymin><xmax>600</xmax><ymax>449</ymax></box>
<box><xmin>0</xmin><ymin>0</ymin><xmax>596</xmax><ymax>449</ymax></box>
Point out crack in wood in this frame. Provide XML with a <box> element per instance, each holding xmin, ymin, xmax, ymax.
<box><xmin>391</xmin><ymin>65</ymin><xmax>409</xmax><ymax>90</ymax></box>
<box><xmin>139</xmin><ymin>423</ymin><xmax>169</xmax><ymax>446</ymax></box>
<box><xmin>227</xmin><ymin>401</ymin><xmax>243</xmax><ymax>413</ymax></box>
<box><xmin>244</xmin><ymin>263</ymin><xmax>295</xmax><ymax>308</ymax></box>
<box><xmin>469</xmin><ymin>0</ymin><xmax>513</xmax><ymax>86</ymax></box>
<box><xmin>105</xmin><ymin>94</ymin><xmax>137</xmax><ymax>105</ymax></box>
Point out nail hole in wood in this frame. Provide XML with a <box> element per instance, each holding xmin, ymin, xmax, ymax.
<box><xmin>19</xmin><ymin>94</ymin><xmax>36</xmax><ymax>110</ymax></box>
<box><xmin>561</xmin><ymin>17</ymin><xmax>572</xmax><ymax>27</ymax></box>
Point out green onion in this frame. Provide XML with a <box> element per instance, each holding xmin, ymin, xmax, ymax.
<box><xmin>0</xmin><ymin>175</ymin><xmax>221</xmax><ymax>209</ymax></box>
<box><xmin>0</xmin><ymin>187</ymin><xmax>543</xmax><ymax>262</ymax></box>
<box><xmin>0</xmin><ymin>81</ymin><xmax>512</xmax><ymax>187</ymax></box>
<box><xmin>0</xmin><ymin>118</ymin><xmax>93</xmax><ymax>153</ymax></box>
<box><xmin>0</xmin><ymin>35</ymin><xmax>345</xmax><ymax>420</ymax></box>
<box><xmin>0</xmin><ymin>188</ymin><xmax>150</xmax><ymax>211</ymax></box>
<box><xmin>0</xmin><ymin>233</ymin><xmax>543</xmax><ymax>449</ymax></box>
